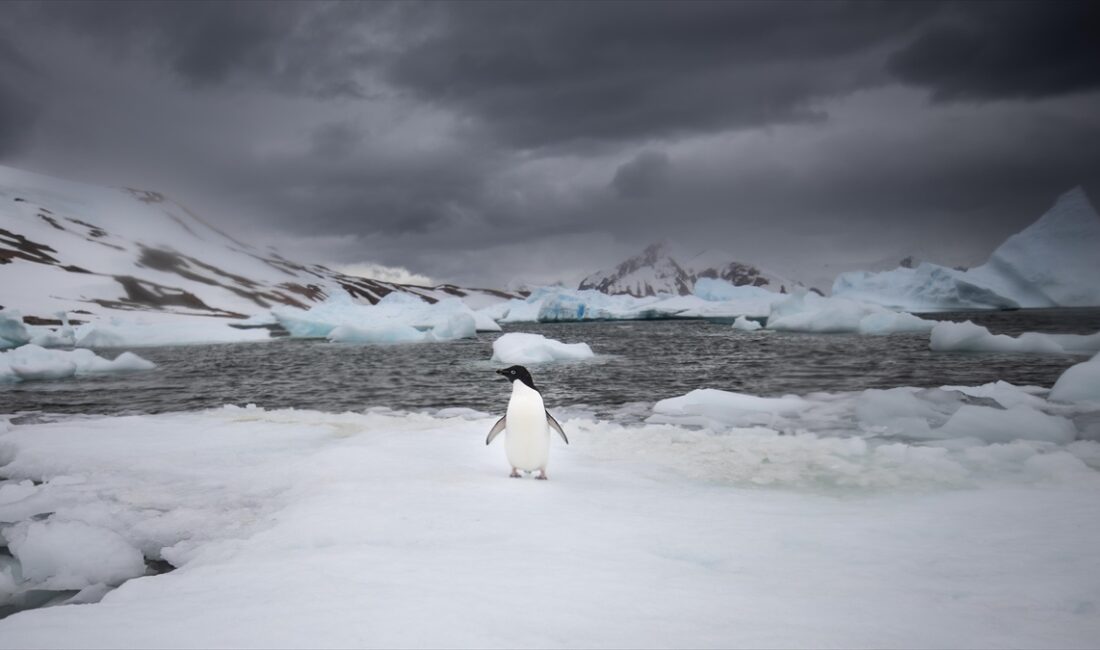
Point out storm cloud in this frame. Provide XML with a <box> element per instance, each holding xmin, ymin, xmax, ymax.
<box><xmin>1</xmin><ymin>1</ymin><xmax>1097</xmax><ymax>287</ymax></box>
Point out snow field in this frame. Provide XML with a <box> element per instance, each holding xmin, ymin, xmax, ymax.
<box><xmin>1</xmin><ymin>374</ymin><xmax>1099</xmax><ymax>647</ymax></box>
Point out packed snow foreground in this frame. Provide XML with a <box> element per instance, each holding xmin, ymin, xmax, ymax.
<box><xmin>2</xmin><ymin>357</ymin><xmax>1100</xmax><ymax>647</ymax></box>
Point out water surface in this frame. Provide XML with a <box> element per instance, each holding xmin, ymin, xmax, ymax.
<box><xmin>3</xmin><ymin>308</ymin><xmax>1098</xmax><ymax>419</ymax></box>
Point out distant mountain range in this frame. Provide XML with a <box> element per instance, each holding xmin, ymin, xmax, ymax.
<box><xmin>578</xmin><ymin>241</ymin><xmax>800</xmax><ymax>297</ymax></box>
<box><xmin>0</xmin><ymin>166</ymin><xmax>517</xmax><ymax>325</ymax></box>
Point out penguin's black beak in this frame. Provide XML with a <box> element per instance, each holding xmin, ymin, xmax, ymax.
<box><xmin>495</xmin><ymin>368</ymin><xmax>506</xmax><ymax>376</ymax></box>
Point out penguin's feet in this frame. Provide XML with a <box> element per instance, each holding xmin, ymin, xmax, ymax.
<box><xmin>536</xmin><ymin>470</ymin><xmax>548</xmax><ymax>481</ymax></box>
<box><xmin>509</xmin><ymin>468</ymin><xmax>521</xmax><ymax>478</ymax></box>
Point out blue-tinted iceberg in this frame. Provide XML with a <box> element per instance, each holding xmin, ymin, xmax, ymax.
<box><xmin>834</xmin><ymin>188</ymin><xmax>1100</xmax><ymax>310</ymax></box>
<box><xmin>273</xmin><ymin>292</ymin><xmax>491</xmax><ymax>344</ymax></box>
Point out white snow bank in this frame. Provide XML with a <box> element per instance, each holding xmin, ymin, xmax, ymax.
<box><xmin>0</xmin><ymin>344</ymin><xmax>154</xmax><ymax>382</ymax></box>
<box><xmin>650</xmin><ymin>382</ymin><xmax>1092</xmax><ymax>446</ymax></box>
<box><xmin>5</xmin><ymin>520</ymin><xmax>146</xmax><ymax>590</ymax></box>
<box><xmin>732</xmin><ymin>315</ymin><xmax>762</xmax><ymax>331</ymax></box>
<box><xmin>0</xmin><ymin>404</ymin><xmax>1098</xmax><ymax>647</ymax></box>
<box><xmin>835</xmin><ymin>187</ymin><xmax>1100</xmax><ymax>309</ymax></box>
<box><xmin>1050</xmin><ymin>353</ymin><xmax>1100</xmax><ymax>403</ymax></box>
<box><xmin>274</xmin><ymin>292</ymin><xmax>486</xmax><ymax>344</ymax></box>
<box><xmin>930</xmin><ymin>321</ymin><xmax>1100</xmax><ymax>355</ymax></box>
<box><xmin>765</xmin><ymin>292</ymin><xmax>934</xmax><ymax>335</ymax></box>
<box><xmin>491</xmin><ymin>333</ymin><xmax>595</xmax><ymax>365</ymax></box>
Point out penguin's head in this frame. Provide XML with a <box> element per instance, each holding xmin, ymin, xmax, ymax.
<box><xmin>496</xmin><ymin>365</ymin><xmax>536</xmax><ymax>389</ymax></box>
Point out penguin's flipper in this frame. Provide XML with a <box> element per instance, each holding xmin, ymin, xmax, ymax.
<box><xmin>546</xmin><ymin>411</ymin><xmax>569</xmax><ymax>444</ymax></box>
<box><xmin>486</xmin><ymin>416</ymin><xmax>507</xmax><ymax>445</ymax></box>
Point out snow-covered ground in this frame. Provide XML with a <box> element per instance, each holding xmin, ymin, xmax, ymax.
<box><xmin>2</xmin><ymin>370</ymin><xmax>1099</xmax><ymax>648</ymax></box>
<box><xmin>0</xmin><ymin>165</ymin><xmax>518</xmax><ymax>348</ymax></box>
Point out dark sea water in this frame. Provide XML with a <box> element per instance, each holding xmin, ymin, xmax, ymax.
<box><xmin>2</xmin><ymin>308</ymin><xmax>1099</xmax><ymax>419</ymax></box>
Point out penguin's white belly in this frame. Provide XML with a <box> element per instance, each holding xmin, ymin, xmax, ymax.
<box><xmin>504</xmin><ymin>382</ymin><xmax>550</xmax><ymax>471</ymax></box>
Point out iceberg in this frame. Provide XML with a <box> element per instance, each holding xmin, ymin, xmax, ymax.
<box><xmin>1050</xmin><ymin>353</ymin><xmax>1100</xmax><ymax>403</ymax></box>
<box><xmin>481</xmin><ymin>283</ymin><xmax>785</xmax><ymax>324</ymax></box>
<box><xmin>0</xmin><ymin>310</ymin><xmax>31</xmax><ymax>350</ymax></box>
<box><xmin>490</xmin><ymin>333</ymin><xmax>595</xmax><ymax>365</ymax></box>
<box><xmin>732</xmin><ymin>316</ymin><xmax>763</xmax><ymax>331</ymax></box>
<box><xmin>273</xmin><ymin>292</ymin><xmax>487</xmax><ymax>344</ymax></box>
<box><xmin>834</xmin><ymin>187</ymin><xmax>1100</xmax><ymax>309</ymax></box>
<box><xmin>0</xmin><ymin>344</ymin><xmax>155</xmax><ymax>382</ymax></box>
<box><xmin>929</xmin><ymin>321</ymin><xmax>1100</xmax><ymax>355</ymax></box>
<box><xmin>765</xmin><ymin>292</ymin><xmax>935</xmax><ymax>335</ymax></box>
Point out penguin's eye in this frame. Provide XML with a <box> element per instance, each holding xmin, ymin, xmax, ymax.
<box><xmin>510</xmin><ymin>370</ymin><xmax>515</xmax><ymax>374</ymax></box>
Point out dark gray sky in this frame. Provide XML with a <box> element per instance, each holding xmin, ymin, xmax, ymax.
<box><xmin>2</xmin><ymin>1</ymin><xmax>1098</xmax><ymax>288</ymax></box>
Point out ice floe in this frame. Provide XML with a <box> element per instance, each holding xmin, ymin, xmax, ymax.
<box><xmin>491</xmin><ymin>333</ymin><xmax>595</xmax><ymax>365</ymax></box>
<box><xmin>765</xmin><ymin>292</ymin><xmax>934</xmax><ymax>335</ymax></box>
<box><xmin>0</xmin><ymin>344</ymin><xmax>155</xmax><ymax>382</ymax></box>
<box><xmin>930</xmin><ymin>321</ymin><xmax>1100</xmax><ymax>355</ymax></box>
<box><xmin>273</xmin><ymin>292</ymin><xmax>492</xmax><ymax>344</ymax></box>
<box><xmin>1050</xmin><ymin>353</ymin><xmax>1100</xmax><ymax>403</ymax></box>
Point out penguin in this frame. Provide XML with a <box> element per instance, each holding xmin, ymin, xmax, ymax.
<box><xmin>486</xmin><ymin>365</ymin><xmax>568</xmax><ymax>480</ymax></box>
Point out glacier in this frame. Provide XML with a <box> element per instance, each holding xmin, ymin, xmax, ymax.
<box><xmin>834</xmin><ymin>187</ymin><xmax>1100</xmax><ymax>310</ymax></box>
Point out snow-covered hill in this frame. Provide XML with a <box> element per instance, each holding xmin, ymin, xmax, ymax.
<box><xmin>578</xmin><ymin>242</ymin><xmax>797</xmax><ymax>297</ymax></box>
<box><xmin>834</xmin><ymin>187</ymin><xmax>1100</xmax><ymax>310</ymax></box>
<box><xmin>0</xmin><ymin>166</ymin><xmax>517</xmax><ymax>329</ymax></box>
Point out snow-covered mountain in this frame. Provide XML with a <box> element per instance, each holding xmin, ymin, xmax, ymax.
<box><xmin>0</xmin><ymin>165</ymin><xmax>516</xmax><ymax>327</ymax></box>
<box><xmin>834</xmin><ymin>187</ymin><xmax>1100</xmax><ymax>310</ymax></box>
<box><xmin>578</xmin><ymin>242</ymin><xmax>797</xmax><ymax>297</ymax></box>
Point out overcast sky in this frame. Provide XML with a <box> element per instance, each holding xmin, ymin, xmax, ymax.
<box><xmin>2</xmin><ymin>1</ymin><xmax>1098</xmax><ymax>288</ymax></box>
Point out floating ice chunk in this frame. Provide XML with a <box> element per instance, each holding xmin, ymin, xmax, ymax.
<box><xmin>490</xmin><ymin>333</ymin><xmax>594</xmax><ymax>364</ymax></box>
<box><xmin>5</xmin><ymin>520</ymin><xmax>146</xmax><ymax>590</ymax></box>
<box><xmin>652</xmin><ymin>388</ymin><xmax>808</xmax><ymax>428</ymax></box>
<box><xmin>833</xmin><ymin>263</ymin><xmax>1019</xmax><ymax>312</ymax></box>
<box><xmin>732</xmin><ymin>316</ymin><xmax>762</xmax><ymax>331</ymax></box>
<box><xmin>430</xmin><ymin>312</ymin><xmax>477</xmax><ymax>341</ymax></box>
<box><xmin>936</xmin><ymin>404</ymin><xmax>1076</xmax><ymax>444</ymax></box>
<box><xmin>929</xmin><ymin>321</ymin><xmax>1100</xmax><ymax>354</ymax></box>
<box><xmin>1050</xmin><ymin>353</ymin><xmax>1100</xmax><ymax>403</ymax></box>
<box><xmin>0</xmin><ymin>344</ymin><xmax>155</xmax><ymax>382</ymax></box>
<box><xmin>75</xmin><ymin>318</ymin><xmax>270</xmax><ymax>348</ymax></box>
<box><xmin>0</xmin><ymin>310</ymin><xmax>31</xmax><ymax>350</ymax></box>
<box><xmin>327</xmin><ymin>324</ymin><xmax>427</xmax><ymax>344</ymax></box>
<box><xmin>471</xmin><ymin>310</ymin><xmax>502</xmax><ymax>333</ymax></box>
<box><xmin>857</xmin><ymin>311</ymin><xmax>936</xmax><ymax>335</ymax></box>
<box><xmin>274</xmin><ymin>293</ymin><xmax>481</xmax><ymax>343</ymax></box>
<box><xmin>765</xmin><ymin>292</ymin><xmax>934</xmax><ymax>335</ymax></box>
